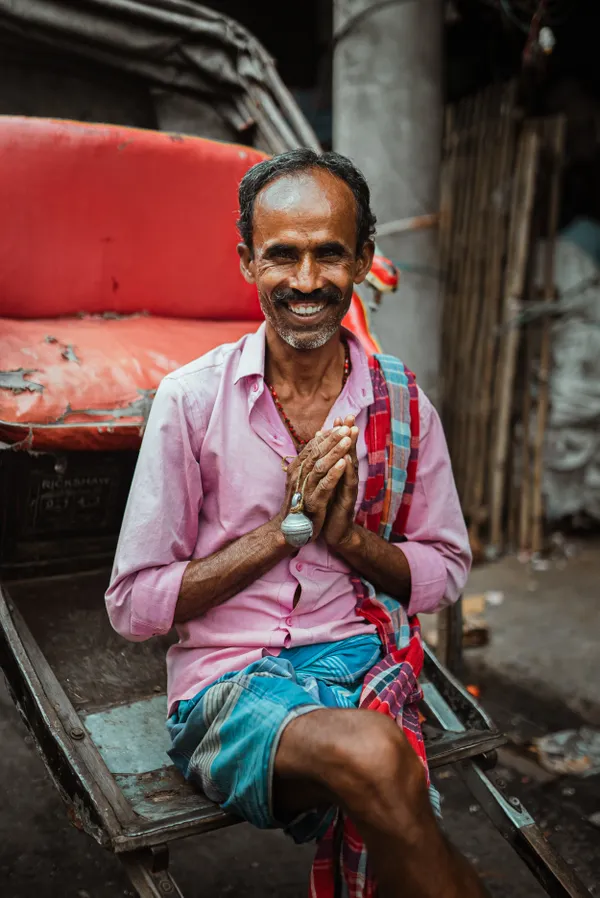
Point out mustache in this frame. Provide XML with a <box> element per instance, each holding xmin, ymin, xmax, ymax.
<box><xmin>272</xmin><ymin>286</ymin><xmax>343</xmax><ymax>306</ymax></box>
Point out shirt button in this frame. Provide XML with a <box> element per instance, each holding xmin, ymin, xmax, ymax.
<box><xmin>296</xmin><ymin>562</ymin><xmax>303</xmax><ymax>572</ymax></box>
<box><xmin>286</xmin><ymin>616</ymin><xmax>293</xmax><ymax>625</ymax></box>
<box><xmin>252</xmin><ymin>382</ymin><xmax>259</xmax><ymax>392</ymax></box>
<box><xmin>361</xmin><ymin>388</ymin><xmax>366</xmax><ymax>396</ymax></box>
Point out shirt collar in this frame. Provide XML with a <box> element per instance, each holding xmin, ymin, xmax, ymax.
<box><xmin>234</xmin><ymin>322</ymin><xmax>267</xmax><ymax>385</ymax></box>
<box><xmin>234</xmin><ymin>321</ymin><xmax>375</xmax><ymax>410</ymax></box>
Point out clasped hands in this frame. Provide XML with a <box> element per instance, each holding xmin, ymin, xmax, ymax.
<box><xmin>276</xmin><ymin>415</ymin><xmax>359</xmax><ymax>550</ymax></box>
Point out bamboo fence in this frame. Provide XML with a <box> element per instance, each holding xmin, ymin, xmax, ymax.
<box><xmin>440</xmin><ymin>82</ymin><xmax>566</xmax><ymax>555</ymax></box>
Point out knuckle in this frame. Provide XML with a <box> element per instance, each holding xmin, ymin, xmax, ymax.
<box><xmin>314</xmin><ymin>457</ymin><xmax>326</xmax><ymax>475</ymax></box>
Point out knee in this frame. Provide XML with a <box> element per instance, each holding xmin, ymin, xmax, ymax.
<box><xmin>324</xmin><ymin>712</ymin><xmax>428</xmax><ymax>828</ymax></box>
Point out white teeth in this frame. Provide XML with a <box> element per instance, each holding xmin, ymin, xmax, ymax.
<box><xmin>288</xmin><ymin>304</ymin><xmax>325</xmax><ymax>316</ymax></box>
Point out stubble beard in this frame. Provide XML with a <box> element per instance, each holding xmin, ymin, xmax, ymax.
<box><xmin>260</xmin><ymin>295</ymin><xmax>350</xmax><ymax>352</ymax></box>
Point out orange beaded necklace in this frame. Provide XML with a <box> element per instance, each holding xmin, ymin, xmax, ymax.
<box><xmin>265</xmin><ymin>342</ymin><xmax>350</xmax><ymax>447</ymax></box>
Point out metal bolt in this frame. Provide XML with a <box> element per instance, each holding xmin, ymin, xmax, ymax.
<box><xmin>70</xmin><ymin>726</ymin><xmax>85</xmax><ymax>741</ymax></box>
<box><xmin>159</xmin><ymin>881</ymin><xmax>174</xmax><ymax>894</ymax></box>
<box><xmin>509</xmin><ymin>796</ymin><xmax>520</xmax><ymax>808</ymax></box>
<box><xmin>54</xmin><ymin>457</ymin><xmax>68</xmax><ymax>475</ymax></box>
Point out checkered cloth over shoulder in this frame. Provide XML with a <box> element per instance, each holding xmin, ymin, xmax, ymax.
<box><xmin>309</xmin><ymin>353</ymin><xmax>431</xmax><ymax>898</ymax></box>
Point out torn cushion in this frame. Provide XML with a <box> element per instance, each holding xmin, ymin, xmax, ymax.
<box><xmin>0</xmin><ymin>316</ymin><xmax>261</xmax><ymax>450</ymax></box>
<box><xmin>0</xmin><ymin>300</ymin><xmax>381</xmax><ymax>451</ymax></box>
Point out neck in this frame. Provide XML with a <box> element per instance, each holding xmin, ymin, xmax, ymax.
<box><xmin>264</xmin><ymin>324</ymin><xmax>344</xmax><ymax>398</ymax></box>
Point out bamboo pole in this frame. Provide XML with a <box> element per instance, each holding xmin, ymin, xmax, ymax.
<box><xmin>461</xmin><ymin>85</ymin><xmax>499</xmax><ymax>516</ymax></box>
<box><xmin>469</xmin><ymin>82</ymin><xmax>519</xmax><ymax>540</ymax></box>
<box><xmin>530</xmin><ymin>116</ymin><xmax>566</xmax><ymax>554</ymax></box>
<box><xmin>489</xmin><ymin>129</ymin><xmax>540</xmax><ymax>552</ymax></box>
<box><xmin>452</xmin><ymin>93</ymin><xmax>490</xmax><ymax>500</ymax></box>
<box><xmin>442</xmin><ymin>97</ymin><xmax>476</xmax><ymax>447</ymax></box>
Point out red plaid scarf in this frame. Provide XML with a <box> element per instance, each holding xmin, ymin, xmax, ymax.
<box><xmin>309</xmin><ymin>355</ymin><xmax>427</xmax><ymax>898</ymax></box>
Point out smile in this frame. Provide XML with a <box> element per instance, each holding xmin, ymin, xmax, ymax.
<box><xmin>285</xmin><ymin>302</ymin><xmax>327</xmax><ymax>319</ymax></box>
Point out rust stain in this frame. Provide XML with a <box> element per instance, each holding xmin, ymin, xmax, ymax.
<box><xmin>0</xmin><ymin>368</ymin><xmax>44</xmax><ymax>393</ymax></box>
<box><xmin>169</xmin><ymin>134</ymin><xmax>184</xmax><ymax>143</ymax></box>
<box><xmin>117</xmin><ymin>139</ymin><xmax>134</xmax><ymax>151</ymax></box>
<box><xmin>44</xmin><ymin>335</ymin><xmax>58</xmax><ymax>344</ymax></box>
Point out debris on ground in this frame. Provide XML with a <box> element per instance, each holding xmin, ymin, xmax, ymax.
<box><xmin>532</xmin><ymin>727</ymin><xmax>600</xmax><ymax>777</ymax></box>
<box><xmin>462</xmin><ymin>594</ymin><xmax>489</xmax><ymax>647</ymax></box>
<box><xmin>496</xmin><ymin>746</ymin><xmax>557</xmax><ymax>784</ymax></box>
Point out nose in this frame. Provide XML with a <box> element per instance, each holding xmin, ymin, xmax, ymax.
<box><xmin>290</xmin><ymin>253</ymin><xmax>323</xmax><ymax>294</ymax></box>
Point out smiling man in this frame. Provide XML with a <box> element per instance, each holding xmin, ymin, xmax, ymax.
<box><xmin>106</xmin><ymin>150</ymin><xmax>482</xmax><ymax>898</ymax></box>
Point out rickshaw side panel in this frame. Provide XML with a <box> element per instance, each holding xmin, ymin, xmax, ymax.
<box><xmin>0</xmin><ymin>450</ymin><xmax>136</xmax><ymax>580</ymax></box>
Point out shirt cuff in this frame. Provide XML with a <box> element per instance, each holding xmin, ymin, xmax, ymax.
<box><xmin>398</xmin><ymin>541</ymin><xmax>449</xmax><ymax>616</ymax></box>
<box><xmin>129</xmin><ymin>561</ymin><xmax>189</xmax><ymax>638</ymax></box>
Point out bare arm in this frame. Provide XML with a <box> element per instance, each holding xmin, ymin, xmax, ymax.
<box><xmin>334</xmin><ymin>525</ymin><xmax>412</xmax><ymax>603</ymax></box>
<box><xmin>175</xmin><ymin>520</ymin><xmax>292</xmax><ymax>623</ymax></box>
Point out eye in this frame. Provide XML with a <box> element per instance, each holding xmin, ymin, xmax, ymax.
<box><xmin>264</xmin><ymin>245</ymin><xmax>297</xmax><ymax>263</ymax></box>
<box><xmin>273</xmin><ymin>248</ymin><xmax>296</xmax><ymax>261</ymax></box>
<box><xmin>317</xmin><ymin>246</ymin><xmax>344</xmax><ymax>261</ymax></box>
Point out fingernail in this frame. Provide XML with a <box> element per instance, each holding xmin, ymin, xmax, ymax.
<box><xmin>336</xmin><ymin>459</ymin><xmax>345</xmax><ymax>468</ymax></box>
<box><xmin>340</xmin><ymin>437</ymin><xmax>351</xmax><ymax>448</ymax></box>
<box><xmin>338</xmin><ymin>426</ymin><xmax>349</xmax><ymax>436</ymax></box>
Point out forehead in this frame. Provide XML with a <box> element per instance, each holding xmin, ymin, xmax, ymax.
<box><xmin>252</xmin><ymin>168</ymin><xmax>357</xmax><ymax>248</ymax></box>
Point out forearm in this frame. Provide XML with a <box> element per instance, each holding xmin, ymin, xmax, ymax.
<box><xmin>175</xmin><ymin>518</ymin><xmax>293</xmax><ymax>623</ymax></box>
<box><xmin>333</xmin><ymin>524</ymin><xmax>412</xmax><ymax>604</ymax></box>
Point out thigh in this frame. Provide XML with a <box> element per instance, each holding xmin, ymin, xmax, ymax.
<box><xmin>168</xmin><ymin>661</ymin><xmax>327</xmax><ymax>831</ymax></box>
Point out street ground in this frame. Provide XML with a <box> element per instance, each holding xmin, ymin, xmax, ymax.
<box><xmin>0</xmin><ymin>544</ymin><xmax>598</xmax><ymax>897</ymax></box>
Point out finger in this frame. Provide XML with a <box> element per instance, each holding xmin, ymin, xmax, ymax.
<box><xmin>305</xmin><ymin>458</ymin><xmax>346</xmax><ymax>511</ymax></box>
<box><xmin>344</xmin><ymin>415</ymin><xmax>355</xmax><ymax>428</ymax></box>
<box><xmin>344</xmin><ymin>453</ymin><xmax>359</xmax><ymax>484</ymax></box>
<box><xmin>333</xmin><ymin>416</ymin><xmax>343</xmax><ymax>428</ymax></box>
<box><xmin>303</xmin><ymin>427</ymin><xmax>349</xmax><ymax>475</ymax></box>
<box><xmin>311</xmin><ymin>433</ymin><xmax>352</xmax><ymax>478</ymax></box>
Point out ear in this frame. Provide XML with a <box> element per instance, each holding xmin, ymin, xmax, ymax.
<box><xmin>237</xmin><ymin>243</ymin><xmax>256</xmax><ymax>285</ymax></box>
<box><xmin>353</xmin><ymin>240</ymin><xmax>375</xmax><ymax>286</ymax></box>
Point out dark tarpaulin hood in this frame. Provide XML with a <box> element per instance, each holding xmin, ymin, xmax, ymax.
<box><xmin>0</xmin><ymin>0</ymin><xmax>320</xmax><ymax>152</ymax></box>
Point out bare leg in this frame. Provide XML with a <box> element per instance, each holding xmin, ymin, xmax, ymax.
<box><xmin>274</xmin><ymin>708</ymin><xmax>488</xmax><ymax>898</ymax></box>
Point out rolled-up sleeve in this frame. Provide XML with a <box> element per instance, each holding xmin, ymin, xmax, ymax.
<box><xmin>105</xmin><ymin>375</ymin><xmax>202</xmax><ymax>641</ymax></box>
<box><xmin>400</xmin><ymin>389</ymin><xmax>471</xmax><ymax>616</ymax></box>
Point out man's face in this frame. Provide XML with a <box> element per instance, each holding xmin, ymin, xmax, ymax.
<box><xmin>238</xmin><ymin>168</ymin><xmax>374</xmax><ymax>350</ymax></box>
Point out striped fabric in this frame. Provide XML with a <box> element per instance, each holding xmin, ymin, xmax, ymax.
<box><xmin>310</xmin><ymin>354</ymin><xmax>428</xmax><ymax>898</ymax></box>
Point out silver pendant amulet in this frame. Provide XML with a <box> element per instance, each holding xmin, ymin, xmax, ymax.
<box><xmin>281</xmin><ymin>511</ymin><xmax>313</xmax><ymax>547</ymax></box>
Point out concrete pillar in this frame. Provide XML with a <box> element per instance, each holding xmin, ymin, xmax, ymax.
<box><xmin>333</xmin><ymin>0</ymin><xmax>443</xmax><ymax>401</ymax></box>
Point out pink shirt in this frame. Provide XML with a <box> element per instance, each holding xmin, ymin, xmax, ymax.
<box><xmin>106</xmin><ymin>325</ymin><xmax>470</xmax><ymax>712</ymax></box>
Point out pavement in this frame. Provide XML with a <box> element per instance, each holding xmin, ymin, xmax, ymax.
<box><xmin>464</xmin><ymin>538</ymin><xmax>600</xmax><ymax>726</ymax></box>
<box><xmin>0</xmin><ymin>543</ymin><xmax>599</xmax><ymax>897</ymax></box>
